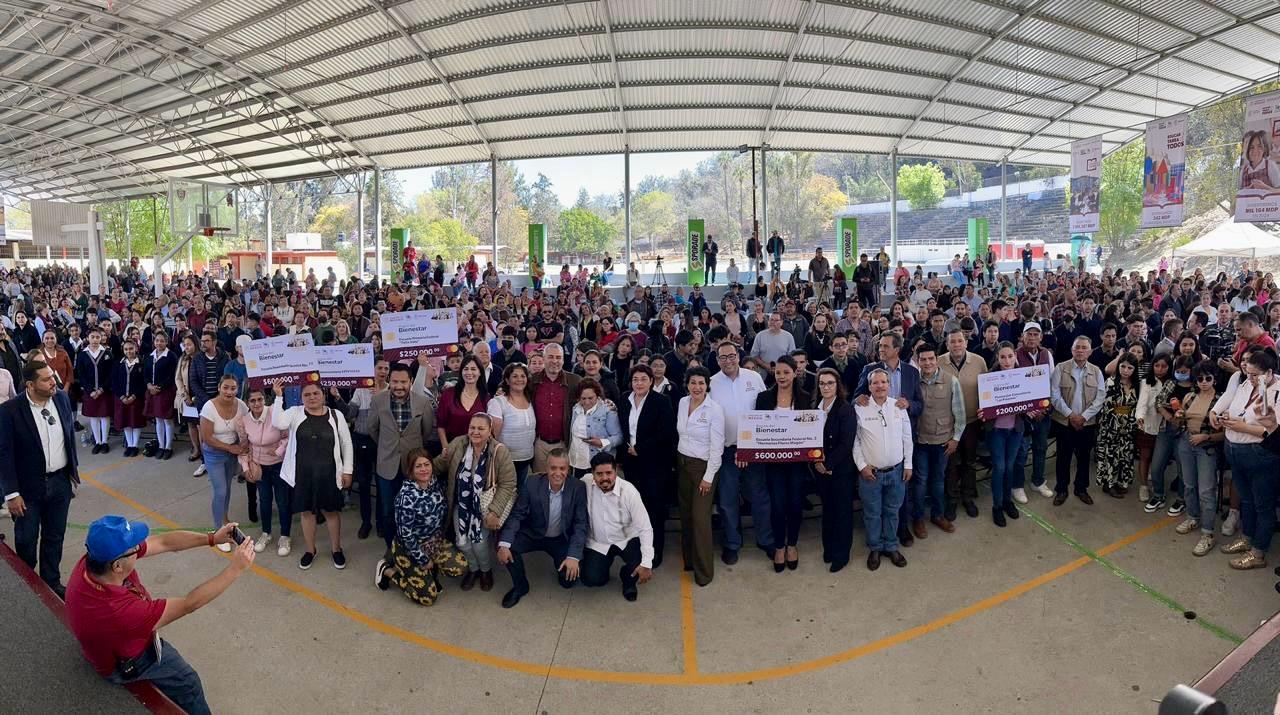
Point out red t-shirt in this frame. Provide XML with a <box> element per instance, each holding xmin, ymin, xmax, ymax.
<box><xmin>1234</xmin><ymin>333</ymin><xmax>1277</xmax><ymax>365</ymax></box>
<box><xmin>65</xmin><ymin>541</ymin><xmax>167</xmax><ymax>676</ymax></box>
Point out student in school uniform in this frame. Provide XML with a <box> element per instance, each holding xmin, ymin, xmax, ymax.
<box><xmin>75</xmin><ymin>326</ymin><xmax>113</xmax><ymax>454</ymax></box>
<box><xmin>143</xmin><ymin>332</ymin><xmax>179</xmax><ymax>460</ymax></box>
<box><xmin>110</xmin><ymin>339</ymin><xmax>147</xmax><ymax>457</ymax></box>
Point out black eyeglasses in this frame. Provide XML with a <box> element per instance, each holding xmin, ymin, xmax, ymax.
<box><xmin>40</xmin><ymin>408</ymin><xmax>55</xmax><ymax>426</ymax></box>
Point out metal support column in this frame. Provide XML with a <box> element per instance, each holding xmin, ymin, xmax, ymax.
<box><xmin>187</xmin><ymin>237</ymin><xmax>192</xmax><ymax>273</ymax></box>
<box><xmin>264</xmin><ymin>184</ymin><xmax>273</xmax><ymax>279</ymax></box>
<box><xmin>356</xmin><ymin>176</ymin><xmax>366</xmax><ymax>279</ymax></box>
<box><xmin>87</xmin><ymin>209</ymin><xmax>106</xmax><ymax>294</ymax></box>
<box><xmin>123</xmin><ymin>202</ymin><xmax>131</xmax><ymax>264</ymax></box>
<box><xmin>761</xmin><ymin>146</ymin><xmax>769</xmax><ymax>251</ymax></box>
<box><xmin>490</xmin><ymin>156</ymin><xmax>499</xmax><ymax>270</ymax></box>
<box><xmin>889</xmin><ymin>149</ymin><xmax>898</xmax><ymax>267</ymax></box>
<box><xmin>373</xmin><ymin>168</ymin><xmax>383</xmax><ymax>281</ymax></box>
<box><xmin>1000</xmin><ymin>159</ymin><xmax>1008</xmax><ymax>260</ymax></box>
<box><xmin>623</xmin><ymin>148</ymin><xmax>632</xmax><ymax>269</ymax></box>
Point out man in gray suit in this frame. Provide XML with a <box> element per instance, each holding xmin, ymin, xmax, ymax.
<box><xmin>496</xmin><ymin>449</ymin><xmax>588</xmax><ymax>608</ymax></box>
<box><xmin>366</xmin><ymin>363</ymin><xmax>435</xmax><ymax>549</ymax></box>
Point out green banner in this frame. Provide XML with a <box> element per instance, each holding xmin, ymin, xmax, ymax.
<box><xmin>966</xmin><ymin>218</ymin><xmax>989</xmax><ymax>261</ymax></box>
<box><xmin>390</xmin><ymin>227</ymin><xmax>409</xmax><ymax>273</ymax></box>
<box><xmin>528</xmin><ymin>224</ymin><xmax>546</xmax><ymax>283</ymax></box>
<box><xmin>686</xmin><ymin>219</ymin><xmax>705</xmax><ymax>285</ymax></box>
<box><xmin>836</xmin><ymin>217</ymin><xmax>858</xmax><ymax>273</ymax></box>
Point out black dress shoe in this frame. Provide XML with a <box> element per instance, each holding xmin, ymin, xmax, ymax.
<box><xmin>830</xmin><ymin>561</ymin><xmax>847</xmax><ymax>573</ymax></box>
<box><xmin>91</xmin><ymin>443</ymin><xmax>102</xmax><ymax>454</ymax></box>
<box><xmin>623</xmin><ymin>588</ymin><xmax>638</xmax><ymax>602</ymax></box>
<box><xmin>460</xmin><ymin>571</ymin><xmax>477</xmax><ymax>591</ymax></box>
<box><xmin>357</xmin><ymin>523</ymin><xmax>372</xmax><ymax>540</ymax></box>
<box><xmin>1003</xmin><ymin>501</ymin><xmax>1020</xmax><ymax>520</ymax></box>
<box><xmin>786</xmin><ymin>557</ymin><xmax>798</xmax><ymax>571</ymax></box>
<box><xmin>944</xmin><ymin>503</ymin><xmax>958</xmax><ymax>522</ymax></box>
<box><xmin>101</xmin><ymin>444</ymin><xmax>109</xmax><ymax>454</ymax></box>
<box><xmin>993</xmin><ymin>507</ymin><xmax>1007</xmax><ymax>527</ymax></box>
<box><xmin>721</xmin><ymin>548</ymin><xmax>738</xmax><ymax>565</ymax></box>
<box><xmin>1053</xmin><ymin>493</ymin><xmax>1068</xmax><ymax>506</ymax></box>
<box><xmin>50</xmin><ymin>583</ymin><xmax>66</xmax><ymax>600</ymax></box>
<box><xmin>885</xmin><ymin>550</ymin><xmax>907</xmax><ymax>567</ymax></box>
<box><xmin>502</xmin><ymin>588</ymin><xmax>525</xmax><ymax>608</ymax></box>
<box><xmin>899</xmin><ymin>530</ymin><xmax>914</xmax><ymax>548</ymax></box>
<box><xmin>962</xmin><ymin>500</ymin><xmax>979</xmax><ymax>518</ymax></box>
<box><xmin>867</xmin><ymin>551</ymin><xmax>881</xmax><ymax>571</ymax></box>
<box><xmin>773</xmin><ymin>561</ymin><xmax>785</xmax><ymax>573</ymax></box>
<box><xmin>1076</xmin><ymin>491</ymin><xmax>1094</xmax><ymax>506</ymax></box>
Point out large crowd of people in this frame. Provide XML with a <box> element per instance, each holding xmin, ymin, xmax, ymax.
<box><xmin>3</xmin><ymin>243</ymin><xmax>1280</xmax><ymax>712</ymax></box>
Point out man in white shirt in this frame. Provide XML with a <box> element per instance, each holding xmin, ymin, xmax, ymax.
<box><xmin>853</xmin><ymin>369</ymin><xmax>913</xmax><ymax>571</ymax></box>
<box><xmin>579</xmin><ymin>452</ymin><xmax>653</xmax><ymax>601</ymax></box>
<box><xmin>709</xmin><ymin>342</ymin><xmax>771</xmax><ymax>563</ymax></box>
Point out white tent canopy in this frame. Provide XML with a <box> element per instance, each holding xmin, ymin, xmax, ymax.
<box><xmin>1175</xmin><ymin>221</ymin><xmax>1280</xmax><ymax>259</ymax></box>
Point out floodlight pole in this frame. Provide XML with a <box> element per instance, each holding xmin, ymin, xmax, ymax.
<box><xmin>356</xmin><ymin>175</ymin><xmax>366</xmax><ymax>278</ymax></box>
<box><xmin>890</xmin><ymin>148</ymin><xmax>899</xmax><ymax>268</ymax></box>
<box><xmin>264</xmin><ymin>183</ymin><xmax>273</xmax><ymax>279</ymax></box>
<box><xmin>624</xmin><ymin>147</ymin><xmax>632</xmax><ymax>270</ymax></box>
<box><xmin>373</xmin><ymin>168</ymin><xmax>383</xmax><ymax>282</ymax></box>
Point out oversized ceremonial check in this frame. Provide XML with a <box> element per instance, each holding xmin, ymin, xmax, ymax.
<box><xmin>978</xmin><ymin>366</ymin><xmax>1052</xmax><ymax>420</ymax></box>
<box><xmin>381</xmin><ymin>307</ymin><xmax>460</xmax><ymax>360</ymax></box>
<box><xmin>735</xmin><ymin>410</ymin><xmax>824</xmax><ymax>463</ymax></box>
<box><xmin>314</xmin><ymin>343</ymin><xmax>375</xmax><ymax>388</ymax></box>
<box><xmin>244</xmin><ymin>333</ymin><xmax>319</xmax><ymax>388</ymax></box>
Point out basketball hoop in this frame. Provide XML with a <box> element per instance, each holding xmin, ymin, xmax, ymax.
<box><xmin>202</xmin><ymin>227</ymin><xmax>229</xmax><ymax>237</ymax></box>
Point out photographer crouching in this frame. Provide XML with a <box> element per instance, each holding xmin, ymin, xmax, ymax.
<box><xmin>65</xmin><ymin>516</ymin><xmax>256</xmax><ymax>714</ymax></box>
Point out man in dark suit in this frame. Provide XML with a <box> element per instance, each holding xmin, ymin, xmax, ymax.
<box><xmin>496</xmin><ymin>449</ymin><xmax>588</xmax><ymax>608</ymax></box>
<box><xmin>0</xmin><ymin>360</ymin><xmax>80</xmax><ymax>598</ymax></box>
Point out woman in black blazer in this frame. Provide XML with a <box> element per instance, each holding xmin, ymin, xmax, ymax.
<box><xmin>813</xmin><ymin>367</ymin><xmax>857</xmax><ymax>572</ymax></box>
<box><xmin>755</xmin><ymin>355</ymin><xmax>811</xmax><ymax>572</ymax></box>
<box><xmin>617</xmin><ymin>364</ymin><xmax>677</xmax><ymax>568</ymax></box>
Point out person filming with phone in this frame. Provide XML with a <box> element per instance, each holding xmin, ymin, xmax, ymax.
<box><xmin>64</xmin><ymin>516</ymin><xmax>256</xmax><ymax>715</ymax></box>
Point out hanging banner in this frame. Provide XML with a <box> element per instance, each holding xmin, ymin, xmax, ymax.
<box><xmin>1069</xmin><ymin>136</ymin><xmax>1103</xmax><ymax>234</ymax></box>
<box><xmin>836</xmin><ymin>216</ymin><xmax>857</xmax><ymax>273</ymax></box>
<box><xmin>686</xmin><ymin>219</ymin><xmax>705</xmax><ymax>285</ymax></box>
<box><xmin>967</xmin><ymin>218</ymin><xmax>989</xmax><ymax>262</ymax></box>
<box><xmin>244</xmin><ymin>333</ymin><xmax>320</xmax><ymax>389</ymax></box>
<box><xmin>528</xmin><ymin>224</ymin><xmax>546</xmax><ymax>284</ymax></box>
<box><xmin>1235</xmin><ymin>90</ymin><xmax>1280</xmax><ymax>223</ymax></box>
<box><xmin>1141</xmin><ymin>115</ymin><xmax>1187</xmax><ymax>228</ymax></box>
<box><xmin>314</xmin><ymin>343</ymin><xmax>376</xmax><ymax>389</ymax></box>
<box><xmin>381</xmin><ymin>307</ymin><xmax>460</xmax><ymax>361</ymax></box>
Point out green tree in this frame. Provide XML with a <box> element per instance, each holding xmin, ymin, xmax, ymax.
<box><xmin>422</xmin><ymin>218</ymin><xmax>479</xmax><ymax>264</ymax></box>
<box><xmin>1096</xmin><ymin>140</ymin><xmax>1144</xmax><ymax>251</ymax></box>
<box><xmin>308</xmin><ymin>204</ymin><xmax>355</xmax><ymax>247</ymax></box>
<box><xmin>558</xmin><ymin>206</ymin><xmax>616</xmax><ymax>255</ymax></box>
<box><xmin>529</xmin><ymin>173</ymin><xmax>561</xmax><ymax>228</ymax></box>
<box><xmin>631</xmin><ymin>190</ymin><xmax>678</xmax><ymax>256</ymax></box>
<box><xmin>897</xmin><ymin>162</ymin><xmax>946</xmax><ymax>210</ymax></box>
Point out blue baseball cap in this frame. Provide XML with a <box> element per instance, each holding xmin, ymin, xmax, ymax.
<box><xmin>86</xmin><ymin>515</ymin><xmax>150</xmax><ymax>562</ymax></box>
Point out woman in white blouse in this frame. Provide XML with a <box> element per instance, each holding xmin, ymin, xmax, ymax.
<box><xmin>488</xmin><ymin>363</ymin><xmax>537</xmax><ymax>492</ymax></box>
<box><xmin>676</xmin><ymin>366</ymin><xmax>724</xmax><ymax>587</ymax></box>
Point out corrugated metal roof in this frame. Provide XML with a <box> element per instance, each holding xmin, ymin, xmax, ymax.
<box><xmin>4</xmin><ymin>0</ymin><xmax>1280</xmax><ymax>202</ymax></box>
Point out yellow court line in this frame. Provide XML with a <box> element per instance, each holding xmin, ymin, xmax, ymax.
<box><xmin>80</xmin><ymin>463</ymin><xmax>1176</xmax><ymax>687</ymax></box>
<box><xmin>679</xmin><ymin>568</ymin><xmax>698</xmax><ymax>675</ymax></box>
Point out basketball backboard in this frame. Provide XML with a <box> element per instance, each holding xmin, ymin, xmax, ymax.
<box><xmin>168</xmin><ymin>178</ymin><xmax>239</xmax><ymax>237</ymax></box>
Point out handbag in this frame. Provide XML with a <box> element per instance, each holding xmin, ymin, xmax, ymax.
<box><xmin>477</xmin><ymin>446</ymin><xmax>513</xmax><ymax>525</ymax></box>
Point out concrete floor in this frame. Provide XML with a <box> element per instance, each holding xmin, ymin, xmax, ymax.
<box><xmin>18</xmin><ymin>445</ymin><xmax>1280</xmax><ymax>714</ymax></box>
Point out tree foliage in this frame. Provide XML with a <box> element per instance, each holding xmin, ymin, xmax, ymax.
<box><xmin>897</xmin><ymin>162</ymin><xmax>946</xmax><ymax>210</ymax></box>
<box><xmin>1096</xmin><ymin>140</ymin><xmax>1144</xmax><ymax>250</ymax></box>
<box><xmin>557</xmin><ymin>206</ymin><xmax>616</xmax><ymax>255</ymax></box>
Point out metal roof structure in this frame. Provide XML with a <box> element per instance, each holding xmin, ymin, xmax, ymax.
<box><xmin>2</xmin><ymin>0</ymin><xmax>1280</xmax><ymax>204</ymax></box>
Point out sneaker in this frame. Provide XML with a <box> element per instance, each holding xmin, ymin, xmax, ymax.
<box><xmin>1143</xmin><ymin>496</ymin><xmax>1166</xmax><ymax>513</ymax></box>
<box><xmin>193</xmin><ymin>464</ymin><xmax>207</xmax><ymax>478</ymax></box>
<box><xmin>1011</xmin><ymin>488</ymin><xmax>1028</xmax><ymax>505</ymax></box>
<box><xmin>253</xmin><ymin>532</ymin><xmax>271</xmax><ymax>553</ymax></box>
<box><xmin>1220</xmin><ymin>537</ymin><xmax>1251</xmax><ymax>554</ymax></box>
<box><xmin>1192</xmin><ymin>533</ymin><xmax>1215</xmax><ymax>557</ymax></box>
<box><xmin>1138</xmin><ymin>485</ymin><xmax>1151</xmax><ymax>502</ymax></box>
<box><xmin>276</xmin><ymin>536</ymin><xmax>291</xmax><ymax>557</ymax></box>
<box><xmin>1221</xmin><ymin>509</ymin><xmax>1240</xmax><ymax>537</ymax></box>
<box><xmin>1035</xmin><ymin>483</ymin><xmax>1054</xmax><ymax>498</ymax></box>
<box><xmin>216</xmin><ymin>542</ymin><xmax>232</xmax><ymax>553</ymax></box>
<box><xmin>1175</xmin><ymin>518</ymin><xmax>1200</xmax><ymax>535</ymax></box>
<box><xmin>1166</xmin><ymin>499</ymin><xmax>1186</xmax><ymax>517</ymax></box>
<box><xmin>375</xmin><ymin>558</ymin><xmax>390</xmax><ymax>590</ymax></box>
<box><xmin>299</xmin><ymin>551</ymin><xmax>315</xmax><ymax>569</ymax></box>
<box><xmin>332</xmin><ymin>550</ymin><xmax>347</xmax><ymax>569</ymax></box>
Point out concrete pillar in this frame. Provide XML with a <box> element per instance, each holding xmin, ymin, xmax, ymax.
<box><xmin>761</xmin><ymin>146</ymin><xmax>769</xmax><ymax>254</ymax></box>
<box><xmin>87</xmin><ymin>209</ymin><xmax>106</xmax><ymax>295</ymax></box>
<box><xmin>373</xmin><ymin>168</ymin><xmax>383</xmax><ymax>281</ymax></box>
<box><xmin>356</xmin><ymin>177</ymin><xmax>365</xmax><ymax>278</ymax></box>
<box><xmin>1000</xmin><ymin>159</ymin><xmax>1008</xmax><ymax>259</ymax></box>
<box><xmin>623</xmin><ymin>147</ymin><xmax>631</xmax><ymax>267</ymax></box>
<box><xmin>264</xmin><ymin>184</ymin><xmax>273</xmax><ymax>278</ymax></box>
<box><xmin>889</xmin><ymin>149</ymin><xmax>898</xmax><ymax>267</ymax></box>
<box><xmin>490</xmin><ymin>156</ymin><xmax>499</xmax><ymax>270</ymax></box>
<box><xmin>123</xmin><ymin>202</ymin><xmax>131</xmax><ymax>263</ymax></box>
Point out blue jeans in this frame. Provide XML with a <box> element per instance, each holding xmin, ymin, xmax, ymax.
<box><xmin>1150</xmin><ymin>423</ymin><xmax>1183</xmax><ymax>499</ymax></box>
<box><xmin>377</xmin><ymin>474</ymin><xmax>405</xmax><ymax>548</ymax></box>
<box><xmin>256</xmin><ymin>462</ymin><xmax>292</xmax><ymax>537</ymax></box>
<box><xmin>107</xmin><ymin>639</ymin><xmax>209</xmax><ymax>715</ymax></box>
<box><xmin>739</xmin><ymin>463</ymin><xmax>775</xmax><ymax>551</ymax></box>
<box><xmin>716</xmin><ymin>448</ymin><xmax>745</xmax><ymax>551</ymax></box>
<box><xmin>858</xmin><ymin>464</ymin><xmax>907</xmax><ymax>553</ymax></box>
<box><xmin>202</xmin><ymin>448</ymin><xmax>236</xmax><ymax>529</ymax></box>
<box><xmin>911</xmin><ymin>443</ymin><xmax>947</xmax><ymax>520</ymax></box>
<box><xmin>1015</xmin><ymin>417</ymin><xmax>1051</xmax><ymax>488</ymax></box>
<box><xmin>1176</xmin><ymin>436</ymin><xmax>1218</xmax><ymax>533</ymax></box>
<box><xmin>1226</xmin><ymin>441</ymin><xmax>1279</xmax><ymax>553</ymax></box>
<box><xmin>988</xmin><ymin>427</ymin><xmax>1023</xmax><ymax>508</ymax></box>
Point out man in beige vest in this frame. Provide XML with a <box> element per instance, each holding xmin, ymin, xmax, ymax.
<box><xmin>939</xmin><ymin>329</ymin><xmax>986</xmax><ymax>520</ymax></box>
<box><xmin>910</xmin><ymin>343</ymin><xmax>966</xmax><ymax>538</ymax></box>
<box><xmin>1049</xmin><ymin>336</ymin><xmax>1105</xmax><ymax>506</ymax></box>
